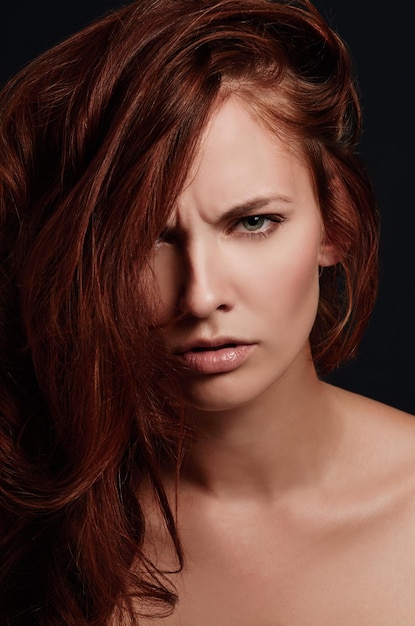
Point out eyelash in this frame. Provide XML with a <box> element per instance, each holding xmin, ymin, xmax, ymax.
<box><xmin>230</xmin><ymin>214</ymin><xmax>286</xmax><ymax>239</ymax></box>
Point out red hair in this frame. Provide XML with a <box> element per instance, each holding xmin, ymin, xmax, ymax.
<box><xmin>0</xmin><ymin>0</ymin><xmax>379</xmax><ymax>622</ymax></box>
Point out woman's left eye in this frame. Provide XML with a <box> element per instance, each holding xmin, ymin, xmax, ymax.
<box><xmin>240</xmin><ymin>215</ymin><xmax>269</xmax><ymax>231</ymax></box>
<box><xmin>232</xmin><ymin>214</ymin><xmax>284</xmax><ymax>237</ymax></box>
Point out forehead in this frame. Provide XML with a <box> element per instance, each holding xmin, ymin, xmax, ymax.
<box><xmin>174</xmin><ymin>96</ymin><xmax>316</xmax><ymax>222</ymax></box>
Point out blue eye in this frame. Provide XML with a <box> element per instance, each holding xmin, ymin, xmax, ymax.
<box><xmin>231</xmin><ymin>214</ymin><xmax>285</xmax><ymax>239</ymax></box>
<box><xmin>240</xmin><ymin>215</ymin><xmax>267</xmax><ymax>231</ymax></box>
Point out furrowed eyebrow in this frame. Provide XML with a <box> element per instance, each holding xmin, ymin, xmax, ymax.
<box><xmin>161</xmin><ymin>195</ymin><xmax>293</xmax><ymax>235</ymax></box>
<box><xmin>221</xmin><ymin>195</ymin><xmax>293</xmax><ymax>221</ymax></box>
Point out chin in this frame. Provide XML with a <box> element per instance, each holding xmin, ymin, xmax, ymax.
<box><xmin>181</xmin><ymin>373</ymin><xmax>279</xmax><ymax>415</ymax></box>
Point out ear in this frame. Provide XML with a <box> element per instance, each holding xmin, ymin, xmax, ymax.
<box><xmin>318</xmin><ymin>174</ymin><xmax>347</xmax><ymax>268</ymax></box>
<box><xmin>318</xmin><ymin>236</ymin><xmax>339</xmax><ymax>267</ymax></box>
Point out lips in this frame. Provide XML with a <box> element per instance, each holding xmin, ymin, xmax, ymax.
<box><xmin>173</xmin><ymin>339</ymin><xmax>255</xmax><ymax>374</ymax></box>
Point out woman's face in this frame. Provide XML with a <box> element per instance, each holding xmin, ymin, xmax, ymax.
<box><xmin>150</xmin><ymin>97</ymin><xmax>336</xmax><ymax>412</ymax></box>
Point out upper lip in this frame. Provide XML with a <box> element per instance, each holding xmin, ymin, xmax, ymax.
<box><xmin>172</xmin><ymin>337</ymin><xmax>253</xmax><ymax>355</ymax></box>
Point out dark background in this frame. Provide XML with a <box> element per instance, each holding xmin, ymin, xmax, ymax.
<box><xmin>1</xmin><ymin>1</ymin><xmax>414</xmax><ymax>414</ymax></box>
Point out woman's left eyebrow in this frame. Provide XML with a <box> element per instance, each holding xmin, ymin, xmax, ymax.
<box><xmin>221</xmin><ymin>195</ymin><xmax>293</xmax><ymax>221</ymax></box>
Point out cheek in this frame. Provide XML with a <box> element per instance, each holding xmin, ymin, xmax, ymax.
<box><xmin>288</xmin><ymin>257</ymin><xmax>320</xmax><ymax>317</ymax></box>
<box><xmin>286</xmin><ymin>268</ymin><xmax>320</xmax><ymax>332</ymax></box>
<box><xmin>259</xmin><ymin>237</ymin><xmax>321</xmax><ymax>324</ymax></box>
<box><xmin>148</xmin><ymin>246</ymin><xmax>182</xmax><ymax>324</ymax></box>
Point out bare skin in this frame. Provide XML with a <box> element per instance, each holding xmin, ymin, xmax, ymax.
<box><xmin>137</xmin><ymin>98</ymin><xmax>415</xmax><ymax>624</ymax></box>
<box><xmin>140</xmin><ymin>383</ymin><xmax>415</xmax><ymax>626</ymax></box>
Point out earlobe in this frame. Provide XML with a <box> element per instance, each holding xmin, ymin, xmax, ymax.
<box><xmin>319</xmin><ymin>240</ymin><xmax>339</xmax><ymax>267</ymax></box>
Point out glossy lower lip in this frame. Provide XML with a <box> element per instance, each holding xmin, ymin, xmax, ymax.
<box><xmin>177</xmin><ymin>344</ymin><xmax>255</xmax><ymax>374</ymax></box>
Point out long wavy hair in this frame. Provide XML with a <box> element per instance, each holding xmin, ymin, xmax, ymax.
<box><xmin>0</xmin><ymin>0</ymin><xmax>379</xmax><ymax>623</ymax></box>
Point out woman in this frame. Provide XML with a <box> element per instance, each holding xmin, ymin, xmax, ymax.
<box><xmin>1</xmin><ymin>0</ymin><xmax>415</xmax><ymax>624</ymax></box>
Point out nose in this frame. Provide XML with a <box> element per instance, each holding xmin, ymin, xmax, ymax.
<box><xmin>178</xmin><ymin>240</ymin><xmax>233</xmax><ymax>318</ymax></box>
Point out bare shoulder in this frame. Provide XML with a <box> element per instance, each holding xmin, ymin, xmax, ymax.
<box><xmin>328</xmin><ymin>382</ymin><xmax>415</xmax><ymax>447</ymax></box>
<box><xmin>326</xmin><ymin>383</ymin><xmax>415</xmax><ymax>513</ymax></box>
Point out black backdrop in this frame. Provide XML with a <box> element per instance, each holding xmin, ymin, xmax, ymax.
<box><xmin>1</xmin><ymin>1</ymin><xmax>414</xmax><ymax>414</ymax></box>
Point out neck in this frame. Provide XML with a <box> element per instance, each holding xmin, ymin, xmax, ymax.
<box><xmin>180</xmin><ymin>365</ymin><xmax>342</xmax><ymax>500</ymax></box>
